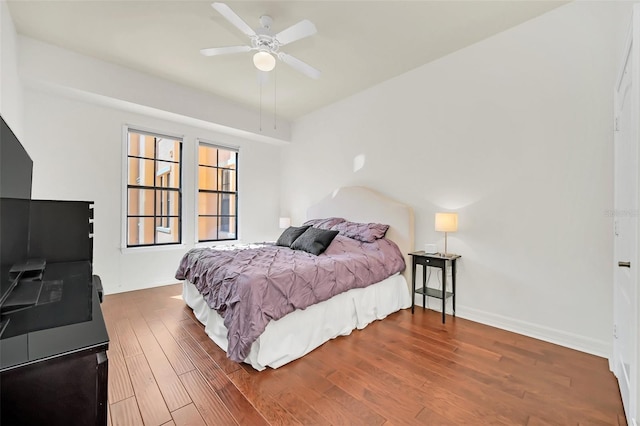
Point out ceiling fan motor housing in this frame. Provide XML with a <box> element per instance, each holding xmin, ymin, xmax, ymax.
<box><xmin>252</xmin><ymin>16</ymin><xmax>280</xmax><ymax>53</ymax></box>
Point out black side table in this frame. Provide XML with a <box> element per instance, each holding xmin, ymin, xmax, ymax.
<box><xmin>409</xmin><ymin>251</ymin><xmax>461</xmax><ymax>323</ymax></box>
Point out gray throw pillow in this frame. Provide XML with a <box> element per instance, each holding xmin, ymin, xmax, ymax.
<box><xmin>276</xmin><ymin>225</ymin><xmax>310</xmax><ymax>247</ymax></box>
<box><xmin>290</xmin><ymin>227</ymin><xmax>339</xmax><ymax>255</ymax></box>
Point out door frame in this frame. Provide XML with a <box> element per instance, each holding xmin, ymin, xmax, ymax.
<box><xmin>613</xmin><ymin>7</ymin><xmax>640</xmax><ymax>426</ymax></box>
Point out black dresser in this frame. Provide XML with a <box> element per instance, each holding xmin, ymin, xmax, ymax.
<box><xmin>0</xmin><ymin>116</ymin><xmax>109</xmax><ymax>425</ymax></box>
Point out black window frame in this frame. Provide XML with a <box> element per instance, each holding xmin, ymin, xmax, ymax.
<box><xmin>198</xmin><ymin>142</ymin><xmax>238</xmax><ymax>243</ymax></box>
<box><xmin>126</xmin><ymin>129</ymin><xmax>183</xmax><ymax>248</ymax></box>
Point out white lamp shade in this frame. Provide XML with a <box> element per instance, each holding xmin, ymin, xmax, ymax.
<box><xmin>279</xmin><ymin>217</ymin><xmax>291</xmax><ymax>229</ymax></box>
<box><xmin>253</xmin><ymin>51</ymin><xmax>276</xmax><ymax>72</ymax></box>
<box><xmin>435</xmin><ymin>212</ymin><xmax>458</xmax><ymax>233</ymax></box>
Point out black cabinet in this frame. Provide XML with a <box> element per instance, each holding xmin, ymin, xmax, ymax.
<box><xmin>0</xmin><ymin>115</ymin><xmax>108</xmax><ymax>426</ymax></box>
<box><xmin>0</xmin><ymin>230</ymin><xmax>109</xmax><ymax>426</ymax></box>
<box><xmin>1</xmin><ymin>285</ymin><xmax>108</xmax><ymax>426</ymax></box>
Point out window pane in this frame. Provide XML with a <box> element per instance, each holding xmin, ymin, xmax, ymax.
<box><xmin>218</xmin><ymin>169</ymin><xmax>236</xmax><ymax>191</ymax></box>
<box><xmin>218</xmin><ymin>149</ymin><xmax>236</xmax><ymax>167</ymax></box>
<box><xmin>167</xmin><ymin>190</ymin><xmax>180</xmax><ymax>216</ymax></box>
<box><xmin>128</xmin><ymin>158</ymin><xmax>155</xmax><ymax>186</ymax></box>
<box><xmin>155</xmin><ymin>162</ymin><xmax>179</xmax><ymax>188</ymax></box>
<box><xmin>198</xmin><ymin>217</ymin><xmax>218</xmax><ymax>241</ymax></box>
<box><xmin>219</xmin><ymin>193</ymin><xmax>236</xmax><ymax>216</ymax></box>
<box><xmin>128</xmin><ymin>133</ymin><xmax>155</xmax><ymax>159</ymax></box>
<box><xmin>128</xmin><ymin>188</ymin><xmax>154</xmax><ymax>216</ymax></box>
<box><xmin>156</xmin><ymin>217</ymin><xmax>180</xmax><ymax>244</ymax></box>
<box><xmin>155</xmin><ymin>190</ymin><xmax>179</xmax><ymax>217</ymax></box>
<box><xmin>199</xmin><ymin>145</ymin><xmax>217</xmax><ymax>167</ymax></box>
<box><xmin>218</xmin><ymin>216</ymin><xmax>236</xmax><ymax>239</ymax></box>
<box><xmin>128</xmin><ymin>217</ymin><xmax>155</xmax><ymax>246</ymax></box>
<box><xmin>199</xmin><ymin>166</ymin><xmax>218</xmax><ymax>191</ymax></box>
<box><xmin>199</xmin><ymin>192</ymin><xmax>219</xmax><ymax>215</ymax></box>
<box><xmin>156</xmin><ymin>138</ymin><xmax>180</xmax><ymax>162</ymax></box>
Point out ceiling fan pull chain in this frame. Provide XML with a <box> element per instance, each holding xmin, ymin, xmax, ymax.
<box><xmin>274</xmin><ymin>66</ymin><xmax>277</xmax><ymax>130</ymax></box>
<box><xmin>259</xmin><ymin>77</ymin><xmax>263</xmax><ymax>132</ymax></box>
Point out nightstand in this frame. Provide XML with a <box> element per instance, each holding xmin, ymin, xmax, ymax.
<box><xmin>409</xmin><ymin>251</ymin><xmax>461</xmax><ymax>323</ymax></box>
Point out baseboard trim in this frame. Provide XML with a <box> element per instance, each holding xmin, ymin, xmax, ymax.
<box><xmin>105</xmin><ymin>279</ymin><xmax>181</xmax><ymax>295</ymax></box>
<box><xmin>452</xmin><ymin>304</ymin><xmax>611</xmax><ymax>358</ymax></box>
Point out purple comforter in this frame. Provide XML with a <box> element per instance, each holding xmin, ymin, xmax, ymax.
<box><xmin>175</xmin><ymin>235</ymin><xmax>405</xmax><ymax>362</ymax></box>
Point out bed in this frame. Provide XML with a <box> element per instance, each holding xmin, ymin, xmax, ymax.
<box><xmin>178</xmin><ymin>186</ymin><xmax>415</xmax><ymax>370</ymax></box>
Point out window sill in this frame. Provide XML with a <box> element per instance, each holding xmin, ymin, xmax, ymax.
<box><xmin>194</xmin><ymin>240</ymin><xmax>239</xmax><ymax>249</ymax></box>
<box><xmin>120</xmin><ymin>244</ymin><xmax>186</xmax><ymax>254</ymax></box>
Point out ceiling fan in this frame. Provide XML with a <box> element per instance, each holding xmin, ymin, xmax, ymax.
<box><xmin>200</xmin><ymin>2</ymin><xmax>321</xmax><ymax>80</ymax></box>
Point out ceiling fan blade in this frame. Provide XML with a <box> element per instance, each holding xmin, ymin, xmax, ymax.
<box><xmin>275</xmin><ymin>19</ymin><xmax>317</xmax><ymax>46</ymax></box>
<box><xmin>279</xmin><ymin>53</ymin><xmax>321</xmax><ymax>80</ymax></box>
<box><xmin>212</xmin><ymin>2</ymin><xmax>256</xmax><ymax>37</ymax></box>
<box><xmin>200</xmin><ymin>45</ymin><xmax>252</xmax><ymax>56</ymax></box>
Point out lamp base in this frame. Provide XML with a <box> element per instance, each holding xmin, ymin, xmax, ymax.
<box><xmin>424</xmin><ymin>243</ymin><xmax>437</xmax><ymax>254</ymax></box>
<box><xmin>436</xmin><ymin>252</ymin><xmax>458</xmax><ymax>258</ymax></box>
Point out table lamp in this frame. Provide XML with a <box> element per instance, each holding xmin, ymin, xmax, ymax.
<box><xmin>279</xmin><ymin>217</ymin><xmax>291</xmax><ymax>229</ymax></box>
<box><xmin>435</xmin><ymin>212</ymin><xmax>458</xmax><ymax>256</ymax></box>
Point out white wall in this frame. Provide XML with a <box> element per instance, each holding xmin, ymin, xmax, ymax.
<box><xmin>0</xmin><ymin>0</ymin><xmax>23</xmax><ymax>134</ymax></box>
<box><xmin>18</xmin><ymin>37</ymin><xmax>290</xmax><ymax>145</ymax></box>
<box><xmin>282</xmin><ymin>1</ymin><xmax>632</xmax><ymax>356</ymax></box>
<box><xmin>23</xmin><ymin>88</ymin><xmax>282</xmax><ymax>294</ymax></box>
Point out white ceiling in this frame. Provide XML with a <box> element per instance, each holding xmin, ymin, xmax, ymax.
<box><xmin>7</xmin><ymin>1</ymin><xmax>567</xmax><ymax>121</ymax></box>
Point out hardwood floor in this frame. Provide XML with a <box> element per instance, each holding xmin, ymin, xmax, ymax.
<box><xmin>101</xmin><ymin>283</ymin><xmax>626</xmax><ymax>425</ymax></box>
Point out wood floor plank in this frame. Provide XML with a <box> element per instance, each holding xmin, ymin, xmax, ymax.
<box><xmin>197</xmin><ymin>338</ymin><xmax>244</xmax><ymax>375</ymax></box>
<box><xmin>394</xmin><ymin>348</ymin><xmax>539</xmax><ymax>423</ymax></box>
<box><xmin>523</xmin><ymin>390</ymin><xmax>621</xmax><ymax>425</ymax></box>
<box><xmin>162</xmin><ymin>316</ymin><xmax>193</xmax><ymax>341</ymax></box>
<box><xmin>106</xmin><ymin>402</ymin><xmax>112</xmax><ymax>426</ymax></box>
<box><xmin>272</xmin><ymin>388</ymin><xmax>332</xmax><ymax>425</ymax></box>
<box><xmin>180</xmin><ymin>319</ymin><xmax>241</xmax><ymax>374</ymax></box>
<box><xmin>326</xmin><ymin>367</ymin><xmax>422</xmax><ymax>422</ymax></box>
<box><xmin>129</xmin><ymin>315</ymin><xmax>192</xmax><ymax>412</ymax></box>
<box><xmin>324</xmin><ymin>385</ymin><xmax>386</xmax><ymax>425</ymax></box>
<box><xmin>147</xmin><ymin>318</ymin><xmax>196</xmax><ymax>375</ymax></box>
<box><xmin>115</xmin><ymin>318</ymin><xmax>143</xmax><ymax>358</ymax></box>
<box><xmin>103</xmin><ymin>285</ymin><xmax>626</xmax><ymax>426</ymax></box>
<box><xmin>110</xmin><ymin>396</ymin><xmax>144</xmax><ymax>426</ymax></box>
<box><xmin>179</xmin><ymin>370</ymin><xmax>238</xmax><ymax>426</ymax></box>
<box><xmin>309</xmin><ymin>390</ymin><xmax>375</xmax><ymax>425</ymax></box>
<box><xmin>216</xmin><ymin>382</ymin><xmax>272</xmax><ymax>426</ymax></box>
<box><xmin>526</xmin><ymin>414</ymin><xmax>567</xmax><ymax>426</ymax></box>
<box><xmin>335</xmin><ymin>330</ymin><xmax>526</xmax><ymax>424</ymax></box>
<box><xmin>226</xmin><ymin>368</ymin><xmax>297</xmax><ymax>425</ymax></box>
<box><xmin>107</xmin><ymin>348</ymin><xmax>135</xmax><ymax>404</ymax></box>
<box><xmin>125</xmin><ymin>353</ymin><xmax>173</xmax><ymax>426</ymax></box>
<box><xmin>177</xmin><ymin>333</ymin><xmax>231</xmax><ymax>390</ymax></box>
<box><xmin>171</xmin><ymin>403</ymin><xmax>206</xmax><ymax>426</ymax></box>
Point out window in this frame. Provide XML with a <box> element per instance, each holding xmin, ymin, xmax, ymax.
<box><xmin>126</xmin><ymin>129</ymin><xmax>182</xmax><ymax>247</ymax></box>
<box><xmin>198</xmin><ymin>142</ymin><xmax>238</xmax><ymax>242</ymax></box>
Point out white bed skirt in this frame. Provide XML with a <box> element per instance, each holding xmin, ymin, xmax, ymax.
<box><xmin>182</xmin><ymin>274</ymin><xmax>412</xmax><ymax>371</ymax></box>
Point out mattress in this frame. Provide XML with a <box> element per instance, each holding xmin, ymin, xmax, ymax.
<box><xmin>183</xmin><ymin>273</ymin><xmax>411</xmax><ymax>371</ymax></box>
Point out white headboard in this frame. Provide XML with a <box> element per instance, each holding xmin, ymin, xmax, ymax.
<box><xmin>306</xmin><ymin>186</ymin><xmax>415</xmax><ymax>283</ymax></box>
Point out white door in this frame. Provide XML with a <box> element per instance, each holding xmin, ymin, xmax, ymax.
<box><xmin>613</xmin><ymin>7</ymin><xmax>639</xmax><ymax>425</ymax></box>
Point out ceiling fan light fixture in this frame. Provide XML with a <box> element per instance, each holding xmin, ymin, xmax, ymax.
<box><xmin>253</xmin><ymin>50</ymin><xmax>276</xmax><ymax>72</ymax></box>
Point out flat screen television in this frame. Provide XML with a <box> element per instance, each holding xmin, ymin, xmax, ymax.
<box><xmin>0</xmin><ymin>116</ymin><xmax>33</xmax><ymax>308</ymax></box>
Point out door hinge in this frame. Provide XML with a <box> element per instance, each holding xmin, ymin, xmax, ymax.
<box><xmin>614</xmin><ymin>324</ymin><xmax>618</xmax><ymax>339</ymax></box>
<box><xmin>615</xmin><ymin>116</ymin><xmax>620</xmax><ymax>131</ymax></box>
